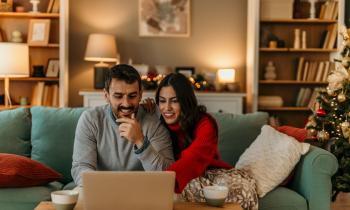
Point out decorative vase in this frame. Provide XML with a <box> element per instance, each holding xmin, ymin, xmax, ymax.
<box><xmin>264</xmin><ymin>61</ymin><xmax>277</xmax><ymax>80</ymax></box>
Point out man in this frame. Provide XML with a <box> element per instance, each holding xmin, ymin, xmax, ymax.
<box><xmin>72</xmin><ymin>64</ymin><xmax>174</xmax><ymax>186</ymax></box>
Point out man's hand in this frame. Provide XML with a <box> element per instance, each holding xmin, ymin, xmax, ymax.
<box><xmin>116</xmin><ymin>114</ymin><xmax>144</xmax><ymax>147</ymax></box>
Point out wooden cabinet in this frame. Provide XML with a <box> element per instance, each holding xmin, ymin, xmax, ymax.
<box><xmin>79</xmin><ymin>90</ymin><xmax>246</xmax><ymax>115</ymax></box>
<box><xmin>0</xmin><ymin>0</ymin><xmax>68</xmax><ymax>109</ymax></box>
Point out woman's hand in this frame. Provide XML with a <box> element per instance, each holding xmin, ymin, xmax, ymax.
<box><xmin>141</xmin><ymin>98</ymin><xmax>156</xmax><ymax>113</ymax></box>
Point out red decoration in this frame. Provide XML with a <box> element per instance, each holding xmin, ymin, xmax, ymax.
<box><xmin>316</xmin><ymin>108</ymin><xmax>326</xmax><ymax>117</ymax></box>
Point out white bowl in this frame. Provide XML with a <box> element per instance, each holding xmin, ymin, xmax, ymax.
<box><xmin>203</xmin><ymin>185</ymin><xmax>229</xmax><ymax>199</ymax></box>
<box><xmin>51</xmin><ymin>190</ymin><xmax>79</xmax><ymax>204</ymax></box>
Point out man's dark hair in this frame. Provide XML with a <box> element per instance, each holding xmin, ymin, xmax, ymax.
<box><xmin>105</xmin><ymin>64</ymin><xmax>142</xmax><ymax>92</ymax></box>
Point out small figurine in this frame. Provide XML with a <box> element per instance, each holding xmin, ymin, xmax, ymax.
<box><xmin>264</xmin><ymin>61</ymin><xmax>277</xmax><ymax>80</ymax></box>
<box><xmin>11</xmin><ymin>30</ymin><xmax>23</xmax><ymax>43</ymax></box>
<box><xmin>30</xmin><ymin>0</ymin><xmax>40</xmax><ymax>13</ymax></box>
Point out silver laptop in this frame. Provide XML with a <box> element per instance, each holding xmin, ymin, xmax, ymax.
<box><xmin>82</xmin><ymin>171</ymin><xmax>176</xmax><ymax>210</ymax></box>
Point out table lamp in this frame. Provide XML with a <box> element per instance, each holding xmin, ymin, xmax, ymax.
<box><xmin>216</xmin><ymin>68</ymin><xmax>237</xmax><ymax>91</ymax></box>
<box><xmin>0</xmin><ymin>43</ymin><xmax>29</xmax><ymax>107</ymax></box>
<box><xmin>84</xmin><ymin>33</ymin><xmax>118</xmax><ymax>89</ymax></box>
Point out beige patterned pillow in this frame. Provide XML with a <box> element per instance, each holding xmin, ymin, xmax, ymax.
<box><xmin>236</xmin><ymin>125</ymin><xmax>310</xmax><ymax>197</ymax></box>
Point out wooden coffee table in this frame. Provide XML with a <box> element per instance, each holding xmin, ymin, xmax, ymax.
<box><xmin>35</xmin><ymin>201</ymin><xmax>242</xmax><ymax>210</ymax></box>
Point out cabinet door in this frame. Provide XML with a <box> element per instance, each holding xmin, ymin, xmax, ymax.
<box><xmin>197</xmin><ymin>96</ymin><xmax>243</xmax><ymax>114</ymax></box>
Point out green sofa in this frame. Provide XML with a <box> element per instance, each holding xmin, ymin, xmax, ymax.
<box><xmin>0</xmin><ymin>107</ymin><xmax>338</xmax><ymax>210</ymax></box>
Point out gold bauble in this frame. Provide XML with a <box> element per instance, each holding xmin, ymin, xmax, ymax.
<box><xmin>307</xmin><ymin>128</ymin><xmax>317</xmax><ymax>137</ymax></box>
<box><xmin>341</xmin><ymin>122</ymin><xmax>350</xmax><ymax>138</ymax></box>
<box><xmin>338</xmin><ymin>93</ymin><xmax>347</xmax><ymax>102</ymax></box>
<box><xmin>342</xmin><ymin>57</ymin><xmax>350</xmax><ymax>68</ymax></box>
<box><xmin>327</xmin><ymin>88</ymin><xmax>335</xmax><ymax>96</ymax></box>
<box><xmin>341</xmin><ymin>121</ymin><xmax>350</xmax><ymax>129</ymax></box>
<box><xmin>317</xmin><ymin>130</ymin><xmax>330</xmax><ymax>141</ymax></box>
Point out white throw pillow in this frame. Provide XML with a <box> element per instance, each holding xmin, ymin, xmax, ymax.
<box><xmin>235</xmin><ymin>125</ymin><xmax>310</xmax><ymax>197</ymax></box>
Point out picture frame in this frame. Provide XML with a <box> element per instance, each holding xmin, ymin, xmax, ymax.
<box><xmin>46</xmin><ymin>59</ymin><xmax>59</xmax><ymax>77</ymax></box>
<box><xmin>175</xmin><ymin>66</ymin><xmax>195</xmax><ymax>78</ymax></box>
<box><xmin>27</xmin><ymin>19</ymin><xmax>51</xmax><ymax>46</ymax></box>
<box><xmin>139</xmin><ymin>0</ymin><xmax>190</xmax><ymax>37</ymax></box>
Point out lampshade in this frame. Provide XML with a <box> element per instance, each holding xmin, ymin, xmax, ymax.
<box><xmin>217</xmin><ymin>68</ymin><xmax>235</xmax><ymax>83</ymax></box>
<box><xmin>84</xmin><ymin>33</ymin><xmax>118</xmax><ymax>63</ymax></box>
<box><xmin>0</xmin><ymin>43</ymin><xmax>29</xmax><ymax>77</ymax></box>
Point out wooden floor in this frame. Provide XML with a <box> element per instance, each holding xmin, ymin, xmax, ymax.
<box><xmin>331</xmin><ymin>193</ymin><xmax>350</xmax><ymax>210</ymax></box>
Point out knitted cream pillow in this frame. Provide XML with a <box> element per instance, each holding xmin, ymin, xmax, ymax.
<box><xmin>236</xmin><ymin>125</ymin><xmax>310</xmax><ymax>197</ymax></box>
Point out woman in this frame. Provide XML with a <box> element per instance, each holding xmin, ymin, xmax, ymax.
<box><xmin>150</xmin><ymin>73</ymin><xmax>258</xmax><ymax>210</ymax></box>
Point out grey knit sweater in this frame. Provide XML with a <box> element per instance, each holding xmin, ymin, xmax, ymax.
<box><xmin>71</xmin><ymin>104</ymin><xmax>174</xmax><ymax>186</ymax></box>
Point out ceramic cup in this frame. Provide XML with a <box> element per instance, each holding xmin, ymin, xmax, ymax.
<box><xmin>51</xmin><ymin>190</ymin><xmax>79</xmax><ymax>210</ymax></box>
<box><xmin>203</xmin><ymin>185</ymin><xmax>229</xmax><ymax>207</ymax></box>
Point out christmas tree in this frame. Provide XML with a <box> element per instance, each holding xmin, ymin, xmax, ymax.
<box><xmin>306</xmin><ymin>26</ymin><xmax>350</xmax><ymax>200</ymax></box>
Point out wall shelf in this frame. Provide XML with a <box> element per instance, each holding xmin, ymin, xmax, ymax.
<box><xmin>0</xmin><ymin>77</ymin><xmax>59</xmax><ymax>82</ymax></box>
<box><xmin>260</xmin><ymin>18</ymin><xmax>337</xmax><ymax>24</ymax></box>
<box><xmin>259</xmin><ymin>80</ymin><xmax>328</xmax><ymax>85</ymax></box>
<box><xmin>258</xmin><ymin>107</ymin><xmax>311</xmax><ymax>111</ymax></box>
<box><xmin>260</xmin><ymin>48</ymin><xmax>338</xmax><ymax>52</ymax></box>
<box><xmin>0</xmin><ymin>12</ymin><xmax>59</xmax><ymax>18</ymax></box>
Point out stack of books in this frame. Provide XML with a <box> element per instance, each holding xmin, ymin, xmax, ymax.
<box><xmin>295</xmin><ymin>57</ymin><xmax>334</xmax><ymax>82</ymax></box>
<box><xmin>31</xmin><ymin>82</ymin><xmax>59</xmax><ymax>107</ymax></box>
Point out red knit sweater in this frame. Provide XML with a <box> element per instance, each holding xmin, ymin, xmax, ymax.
<box><xmin>166</xmin><ymin>114</ymin><xmax>232</xmax><ymax>193</ymax></box>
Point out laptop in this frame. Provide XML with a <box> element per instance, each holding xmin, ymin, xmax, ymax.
<box><xmin>82</xmin><ymin>171</ymin><xmax>176</xmax><ymax>210</ymax></box>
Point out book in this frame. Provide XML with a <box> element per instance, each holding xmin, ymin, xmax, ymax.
<box><xmin>302</xmin><ymin>61</ymin><xmax>309</xmax><ymax>81</ymax></box>
<box><xmin>51</xmin><ymin>0</ymin><xmax>60</xmax><ymax>13</ymax></box>
<box><xmin>52</xmin><ymin>84</ymin><xmax>59</xmax><ymax>107</ymax></box>
<box><xmin>296</xmin><ymin>57</ymin><xmax>305</xmax><ymax>81</ymax></box>
<box><xmin>322</xmin><ymin>61</ymin><xmax>330</xmax><ymax>81</ymax></box>
<box><xmin>315</xmin><ymin>61</ymin><xmax>325</xmax><ymax>82</ymax></box>
<box><xmin>296</xmin><ymin>88</ymin><xmax>306</xmax><ymax>106</ymax></box>
<box><xmin>300</xmin><ymin>88</ymin><xmax>312</xmax><ymax>107</ymax></box>
<box><xmin>331</xmin><ymin>1</ymin><xmax>339</xmax><ymax>20</ymax></box>
<box><xmin>31</xmin><ymin>82</ymin><xmax>45</xmax><ymax>106</ymax></box>
<box><xmin>307</xmin><ymin>89</ymin><xmax>318</xmax><ymax>110</ymax></box>
<box><xmin>326</xmin><ymin>24</ymin><xmax>338</xmax><ymax>49</ymax></box>
<box><xmin>308</xmin><ymin>62</ymin><xmax>318</xmax><ymax>81</ymax></box>
<box><xmin>46</xmin><ymin>0</ymin><xmax>55</xmax><ymax>13</ymax></box>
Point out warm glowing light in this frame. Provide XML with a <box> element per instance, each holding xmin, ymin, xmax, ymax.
<box><xmin>217</xmin><ymin>68</ymin><xmax>235</xmax><ymax>83</ymax></box>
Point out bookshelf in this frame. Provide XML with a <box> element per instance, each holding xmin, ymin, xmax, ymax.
<box><xmin>0</xmin><ymin>0</ymin><xmax>68</xmax><ymax>109</ymax></box>
<box><xmin>254</xmin><ymin>0</ymin><xmax>342</xmax><ymax>127</ymax></box>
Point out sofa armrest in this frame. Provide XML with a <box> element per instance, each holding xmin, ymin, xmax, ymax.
<box><xmin>290</xmin><ymin>145</ymin><xmax>338</xmax><ymax>210</ymax></box>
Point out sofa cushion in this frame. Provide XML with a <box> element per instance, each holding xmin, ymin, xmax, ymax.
<box><xmin>212</xmin><ymin>112</ymin><xmax>268</xmax><ymax>165</ymax></box>
<box><xmin>259</xmin><ymin>187</ymin><xmax>307</xmax><ymax>210</ymax></box>
<box><xmin>277</xmin><ymin>126</ymin><xmax>307</xmax><ymax>142</ymax></box>
<box><xmin>236</xmin><ymin>125</ymin><xmax>310</xmax><ymax>197</ymax></box>
<box><xmin>31</xmin><ymin>107</ymin><xmax>86</xmax><ymax>184</ymax></box>
<box><xmin>0</xmin><ymin>181</ymin><xmax>62</xmax><ymax>210</ymax></box>
<box><xmin>0</xmin><ymin>153</ymin><xmax>62</xmax><ymax>187</ymax></box>
<box><xmin>0</xmin><ymin>108</ymin><xmax>31</xmax><ymax>157</ymax></box>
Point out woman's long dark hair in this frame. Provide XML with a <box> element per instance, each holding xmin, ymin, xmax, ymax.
<box><xmin>155</xmin><ymin>73</ymin><xmax>207</xmax><ymax>149</ymax></box>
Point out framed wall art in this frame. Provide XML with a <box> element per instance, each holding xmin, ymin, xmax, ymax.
<box><xmin>139</xmin><ymin>0</ymin><xmax>190</xmax><ymax>37</ymax></box>
<box><xmin>27</xmin><ymin>19</ymin><xmax>51</xmax><ymax>46</ymax></box>
<box><xmin>46</xmin><ymin>58</ymin><xmax>59</xmax><ymax>77</ymax></box>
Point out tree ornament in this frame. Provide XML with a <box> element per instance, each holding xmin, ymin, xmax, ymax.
<box><xmin>316</xmin><ymin>108</ymin><xmax>326</xmax><ymax>117</ymax></box>
<box><xmin>338</xmin><ymin>93</ymin><xmax>347</xmax><ymax>102</ymax></box>
<box><xmin>327</xmin><ymin>88</ymin><xmax>335</xmax><ymax>96</ymax></box>
<box><xmin>307</xmin><ymin>128</ymin><xmax>317</xmax><ymax>137</ymax></box>
<box><xmin>317</xmin><ymin>130</ymin><xmax>330</xmax><ymax>141</ymax></box>
<box><xmin>342</xmin><ymin>57</ymin><xmax>350</xmax><ymax>68</ymax></box>
<box><xmin>341</xmin><ymin>121</ymin><xmax>350</xmax><ymax>138</ymax></box>
<box><xmin>306</xmin><ymin>120</ymin><xmax>317</xmax><ymax>127</ymax></box>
